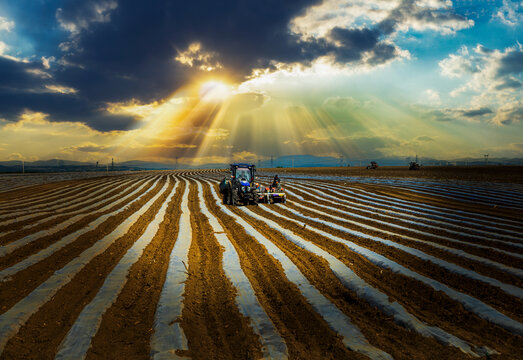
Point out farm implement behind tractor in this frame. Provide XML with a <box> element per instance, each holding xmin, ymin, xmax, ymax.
<box><xmin>219</xmin><ymin>164</ymin><xmax>287</xmax><ymax>206</ymax></box>
<box><xmin>258</xmin><ymin>184</ymin><xmax>287</xmax><ymax>204</ymax></box>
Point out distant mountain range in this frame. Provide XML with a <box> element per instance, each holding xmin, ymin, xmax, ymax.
<box><xmin>0</xmin><ymin>155</ymin><xmax>522</xmax><ymax>173</ymax></box>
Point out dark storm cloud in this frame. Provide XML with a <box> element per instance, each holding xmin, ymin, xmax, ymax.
<box><xmin>461</xmin><ymin>107</ymin><xmax>493</xmax><ymax>117</ymax></box>
<box><xmin>0</xmin><ymin>58</ymin><xmax>137</xmax><ymax>131</ymax></box>
<box><xmin>366</xmin><ymin>43</ymin><xmax>397</xmax><ymax>66</ymax></box>
<box><xmin>2</xmin><ymin>0</ymin><xmax>342</xmax><ymax>131</ymax></box>
<box><xmin>0</xmin><ymin>90</ymin><xmax>138</xmax><ymax>131</ymax></box>
<box><xmin>55</xmin><ymin>0</ymin><xmax>329</xmax><ymax>103</ymax></box>
<box><xmin>497</xmin><ymin>50</ymin><xmax>523</xmax><ymax>76</ymax></box>
<box><xmin>56</xmin><ymin>0</ymin><xmax>117</xmax><ymax>35</ymax></box>
<box><xmin>495</xmin><ymin>78</ymin><xmax>522</xmax><ymax>90</ymax></box>
<box><xmin>1</xmin><ymin>0</ymin><xmax>447</xmax><ymax>131</ymax></box>
<box><xmin>329</xmin><ymin>27</ymin><xmax>380</xmax><ymax>62</ymax></box>
<box><xmin>0</xmin><ymin>57</ymin><xmax>48</xmax><ymax>91</ymax></box>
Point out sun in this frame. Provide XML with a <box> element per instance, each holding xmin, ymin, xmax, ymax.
<box><xmin>199</xmin><ymin>80</ymin><xmax>233</xmax><ymax>103</ymax></box>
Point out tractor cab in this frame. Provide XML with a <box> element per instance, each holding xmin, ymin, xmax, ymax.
<box><xmin>232</xmin><ymin>164</ymin><xmax>254</xmax><ymax>185</ymax></box>
<box><xmin>219</xmin><ymin>163</ymin><xmax>259</xmax><ymax>205</ymax></box>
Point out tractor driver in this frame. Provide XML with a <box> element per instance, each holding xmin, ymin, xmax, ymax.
<box><xmin>236</xmin><ymin>168</ymin><xmax>251</xmax><ymax>181</ymax></box>
<box><xmin>272</xmin><ymin>175</ymin><xmax>280</xmax><ymax>189</ymax></box>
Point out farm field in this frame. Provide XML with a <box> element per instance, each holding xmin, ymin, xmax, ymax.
<box><xmin>0</xmin><ymin>171</ymin><xmax>135</xmax><ymax>194</ymax></box>
<box><xmin>268</xmin><ymin>165</ymin><xmax>523</xmax><ymax>183</ymax></box>
<box><xmin>0</xmin><ymin>169</ymin><xmax>521</xmax><ymax>359</ymax></box>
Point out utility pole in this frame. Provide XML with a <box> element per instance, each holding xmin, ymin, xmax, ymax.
<box><xmin>96</xmin><ymin>161</ymin><xmax>99</xmax><ymax>170</ymax></box>
<box><xmin>484</xmin><ymin>154</ymin><xmax>489</xmax><ymax>165</ymax></box>
<box><xmin>111</xmin><ymin>157</ymin><xmax>114</xmax><ymax>170</ymax></box>
<box><xmin>258</xmin><ymin>159</ymin><xmax>261</xmax><ymax>168</ymax></box>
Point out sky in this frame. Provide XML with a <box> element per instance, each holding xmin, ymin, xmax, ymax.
<box><xmin>0</xmin><ymin>0</ymin><xmax>521</xmax><ymax>166</ymax></box>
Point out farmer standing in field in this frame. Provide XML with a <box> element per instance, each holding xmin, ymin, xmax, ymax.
<box><xmin>272</xmin><ymin>175</ymin><xmax>281</xmax><ymax>190</ymax></box>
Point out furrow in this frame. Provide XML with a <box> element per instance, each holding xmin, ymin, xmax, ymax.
<box><xmin>54</xmin><ymin>177</ymin><xmax>177</xmax><ymax>360</ymax></box>
<box><xmin>295</xmin><ymin>182</ymin><xmax>523</xmax><ymax>240</ymax></box>
<box><xmin>0</xmin><ymin>176</ymin><xmax>141</xmax><ymax>230</ymax></box>
<box><xmin>205</xmin><ymin>181</ymin><xmax>393</xmax><ymax>360</ymax></box>
<box><xmin>313</xmin><ymin>180</ymin><xmax>523</xmax><ymax>227</ymax></box>
<box><xmin>150</xmin><ymin>178</ymin><xmax>192</xmax><ymax>359</ymax></box>
<box><xmin>0</xmin><ymin>176</ymin><xmax>153</xmax><ymax>241</ymax></box>
<box><xmin>0</xmin><ymin>176</ymin><xmax>171</xmax><ymax>358</ymax></box>
<box><xmin>0</xmin><ymin>177</ymin><xmax>114</xmax><ymax>211</ymax></box>
<box><xmin>240</xmin><ymin>205</ymin><xmax>493</xmax><ymax>358</ymax></box>
<box><xmin>0</xmin><ymin>176</ymin><xmax>160</xmax><ymax>281</ymax></box>
<box><xmin>287</xmin><ymin>187</ymin><xmax>523</xmax><ymax>257</ymax></box>
<box><xmin>0</xmin><ymin>176</ymin><xmax>161</xmax><ymax>258</ymax></box>
<box><xmin>274</xmin><ymin>203</ymin><xmax>523</xmax><ymax>335</ymax></box>
<box><xmin>196</xmin><ymin>180</ymin><xmax>288</xmax><ymax>359</ymax></box>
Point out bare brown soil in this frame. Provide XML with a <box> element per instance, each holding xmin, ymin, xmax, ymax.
<box><xmin>287</xmin><ymin>186</ymin><xmax>523</xmax><ymax>287</ymax></box>
<box><xmin>0</xmin><ymin>177</ymin><xmax>170</xmax><ymax>359</ymax></box>
<box><xmin>262</xmin><ymin>201</ymin><xmax>523</xmax><ymax>358</ymax></box>
<box><xmin>0</xmin><ymin>177</ymin><xmax>149</xmax><ymax>245</ymax></box>
<box><xmin>85</xmin><ymin>179</ymin><xmax>185</xmax><ymax>359</ymax></box>
<box><xmin>238</xmin><ymin>203</ymin><xmax>471</xmax><ymax>360</ymax></box>
<box><xmin>352</xmin><ymin>183</ymin><xmax>523</xmax><ymax>221</ymax></box>
<box><xmin>0</xmin><ymin>170</ymin><xmax>521</xmax><ymax>359</ymax></box>
<box><xmin>265</xmin><ymin>165</ymin><xmax>523</xmax><ymax>183</ymax></box>
<box><xmin>203</xmin><ymin>183</ymin><xmax>365</xmax><ymax>360</ymax></box>
<box><xmin>180</xmin><ymin>180</ymin><xmax>262</xmax><ymax>360</ymax></box>
<box><xmin>281</xmin><ymin>199</ymin><xmax>523</xmax><ymax>323</ymax></box>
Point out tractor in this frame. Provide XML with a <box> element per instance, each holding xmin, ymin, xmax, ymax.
<box><xmin>409</xmin><ymin>161</ymin><xmax>421</xmax><ymax>170</ymax></box>
<box><xmin>366</xmin><ymin>161</ymin><xmax>378</xmax><ymax>170</ymax></box>
<box><xmin>219</xmin><ymin>163</ymin><xmax>259</xmax><ymax>206</ymax></box>
<box><xmin>409</xmin><ymin>155</ymin><xmax>421</xmax><ymax>170</ymax></box>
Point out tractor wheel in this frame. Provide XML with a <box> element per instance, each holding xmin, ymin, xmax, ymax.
<box><xmin>232</xmin><ymin>192</ymin><xmax>239</xmax><ymax>206</ymax></box>
<box><xmin>222</xmin><ymin>192</ymin><xmax>228</xmax><ymax>205</ymax></box>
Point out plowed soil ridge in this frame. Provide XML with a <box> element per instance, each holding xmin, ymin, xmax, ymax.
<box><xmin>0</xmin><ymin>170</ymin><xmax>521</xmax><ymax>359</ymax></box>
